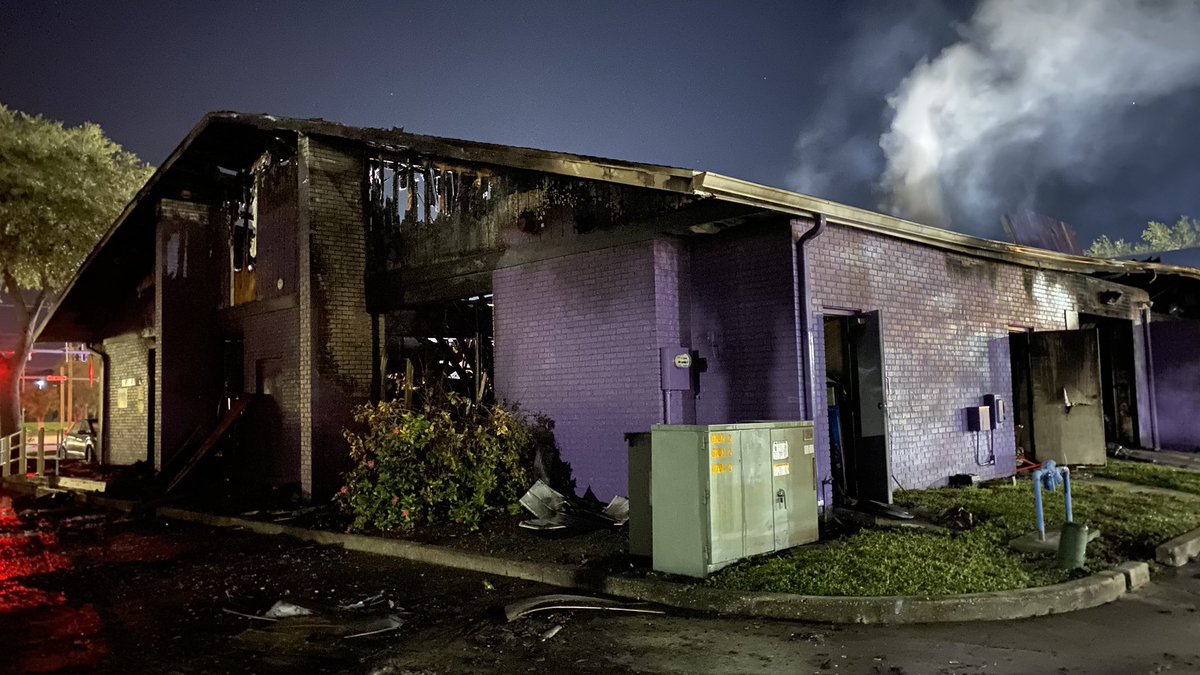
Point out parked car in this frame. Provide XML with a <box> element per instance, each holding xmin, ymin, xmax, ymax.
<box><xmin>60</xmin><ymin>419</ymin><xmax>97</xmax><ymax>461</ymax></box>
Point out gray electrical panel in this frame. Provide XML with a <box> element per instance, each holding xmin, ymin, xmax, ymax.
<box><xmin>637</xmin><ymin>421</ymin><xmax>818</xmax><ymax>578</ymax></box>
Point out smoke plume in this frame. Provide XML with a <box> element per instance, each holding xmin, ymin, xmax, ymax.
<box><xmin>880</xmin><ymin>0</ymin><xmax>1200</xmax><ymax>231</ymax></box>
<box><xmin>788</xmin><ymin>2</ymin><xmax>959</xmax><ymax>206</ymax></box>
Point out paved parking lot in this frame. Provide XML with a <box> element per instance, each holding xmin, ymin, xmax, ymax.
<box><xmin>2</xmin><ymin>490</ymin><xmax>1199</xmax><ymax>674</ymax></box>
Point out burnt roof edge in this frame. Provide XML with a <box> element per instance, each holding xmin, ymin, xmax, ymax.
<box><xmin>695</xmin><ymin>172</ymin><xmax>1200</xmax><ymax>283</ymax></box>
<box><xmin>38</xmin><ymin>111</ymin><xmax>1200</xmax><ymax>340</ymax></box>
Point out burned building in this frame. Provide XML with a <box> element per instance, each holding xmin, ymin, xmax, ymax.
<box><xmin>1107</xmin><ymin>247</ymin><xmax>1200</xmax><ymax>454</ymax></box>
<box><xmin>37</xmin><ymin>112</ymin><xmax>1199</xmax><ymax>503</ymax></box>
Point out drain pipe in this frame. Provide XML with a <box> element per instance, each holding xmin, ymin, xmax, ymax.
<box><xmin>796</xmin><ymin>214</ymin><xmax>827</xmax><ymax>419</ymax></box>
<box><xmin>796</xmin><ymin>214</ymin><xmax>828</xmax><ymax>509</ymax></box>
<box><xmin>1140</xmin><ymin>305</ymin><xmax>1161</xmax><ymax>450</ymax></box>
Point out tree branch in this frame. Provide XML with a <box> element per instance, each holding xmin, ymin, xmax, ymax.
<box><xmin>0</xmin><ymin>266</ymin><xmax>31</xmax><ymax>327</ymax></box>
<box><xmin>25</xmin><ymin>291</ymin><xmax>47</xmax><ymax>348</ymax></box>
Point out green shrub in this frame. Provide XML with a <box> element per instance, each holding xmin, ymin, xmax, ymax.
<box><xmin>336</xmin><ymin>391</ymin><xmax>565</xmax><ymax>532</ymax></box>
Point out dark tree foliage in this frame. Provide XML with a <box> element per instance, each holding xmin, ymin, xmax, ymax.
<box><xmin>0</xmin><ymin>104</ymin><xmax>152</xmax><ymax>434</ymax></box>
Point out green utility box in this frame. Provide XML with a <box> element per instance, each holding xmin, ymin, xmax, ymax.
<box><xmin>633</xmin><ymin>421</ymin><xmax>818</xmax><ymax>578</ymax></box>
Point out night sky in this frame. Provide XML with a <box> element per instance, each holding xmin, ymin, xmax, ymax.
<box><xmin>2</xmin><ymin>1</ymin><xmax>1198</xmax><ymax>245</ymax></box>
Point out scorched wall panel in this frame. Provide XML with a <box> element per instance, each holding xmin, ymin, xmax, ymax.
<box><xmin>801</xmin><ymin>221</ymin><xmax>1147</xmax><ymax>501</ymax></box>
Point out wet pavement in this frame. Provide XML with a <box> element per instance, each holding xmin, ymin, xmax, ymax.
<box><xmin>2</xmin><ymin>487</ymin><xmax>1200</xmax><ymax>674</ymax></box>
<box><xmin>0</xmin><ymin>489</ymin><xmax>545</xmax><ymax>674</ymax></box>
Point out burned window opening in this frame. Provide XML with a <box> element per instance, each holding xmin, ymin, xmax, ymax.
<box><xmin>384</xmin><ymin>294</ymin><xmax>494</xmax><ymax>406</ymax></box>
<box><xmin>366</xmin><ymin>155</ymin><xmax>499</xmax><ymax>272</ymax></box>
<box><xmin>221</xmin><ymin>147</ymin><xmax>294</xmax><ymax>307</ymax></box>
<box><xmin>365</xmin><ymin>151</ymin><xmax>697</xmax><ymax>277</ymax></box>
<box><xmin>224</xmin><ymin>168</ymin><xmax>257</xmax><ymax>307</ymax></box>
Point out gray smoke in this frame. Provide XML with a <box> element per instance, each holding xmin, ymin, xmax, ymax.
<box><xmin>880</xmin><ymin>0</ymin><xmax>1200</xmax><ymax>231</ymax></box>
<box><xmin>788</xmin><ymin>2</ymin><xmax>958</xmax><ymax>204</ymax></box>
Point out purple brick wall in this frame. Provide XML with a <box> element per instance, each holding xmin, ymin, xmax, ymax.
<box><xmin>494</xmin><ymin>241</ymin><xmax>662</xmax><ymax>499</ymax></box>
<box><xmin>690</xmin><ymin>223</ymin><xmax>804</xmax><ymax>424</ymax></box>
<box><xmin>800</xmin><ymin>221</ymin><xmax>1148</xmax><ymax>499</ymax></box>
<box><xmin>1150</xmin><ymin>319</ymin><xmax>1200</xmax><ymax>451</ymax></box>
<box><xmin>654</xmin><ymin>238</ymin><xmax>694</xmax><ymax>424</ymax></box>
<box><xmin>494</xmin><ymin>227</ymin><xmax>805</xmax><ymax>499</ymax></box>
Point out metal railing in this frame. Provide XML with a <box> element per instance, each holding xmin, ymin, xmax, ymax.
<box><xmin>1</xmin><ymin>429</ymin><xmax>26</xmax><ymax>477</ymax></box>
<box><xmin>0</xmin><ymin>428</ymin><xmax>59</xmax><ymax>478</ymax></box>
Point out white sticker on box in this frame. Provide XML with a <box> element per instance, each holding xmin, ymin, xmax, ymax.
<box><xmin>773</xmin><ymin>463</ymin><xmax>790</xmax><ymax>477</ymax></box>
<box><xmin>803</xmin><ymin>443</ymin><xmax>815</xmax><ymax>455</ymax></box>
<box><xmin>772</xmin><ymin>441</ymin><xmax>789</xmax><ymax>460</ymax></box>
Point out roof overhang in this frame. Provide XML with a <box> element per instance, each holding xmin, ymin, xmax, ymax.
<box><xmin>693</xmin><ymin>172</ymin><xmax>1200</xmax><ymax>283</ymax></box>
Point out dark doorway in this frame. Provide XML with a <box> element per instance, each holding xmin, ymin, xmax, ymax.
<box><xmin>1008</xmin><ymin>328</ymin><xmax>1034</xmax><ymax>462</ymax></box>
<box><xmin>147</xmin><ymin>349</ymin><xmax>156</xmax><ymax>464</ymax></box>
<box><xmin>823</xmin><ymin>311</ymin><xmax>890</xmax><ymax>505</ymax></box>
<box><xmin>1009</xmin><ymin>329</ymin><xmax>1106</xmax><ymax>465</ymax></box>
<box><xmin>251</xmin><ymin>357</ymin><xmax>285</xmax><ymax>482</ymax></box>
<box><xmin>1079</xmin><ymin>314</ymin><xmax>1139</xmax><ymax>447</ymax></box>
<box><xmin>221</xmin><ymin>337</ymin><xmax>245</xmax><ymax>412</ymax></box>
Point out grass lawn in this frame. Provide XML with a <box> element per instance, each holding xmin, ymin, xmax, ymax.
<box><xmin>1091</xmin><ymin>460</ymin><xmax>1200</xmax><ymax>497</ymax></box>
<box><xmin>21</xmin><ymin>422</ymin><xmax>64</xmax><ymax>435</ymax></box>
<box><xmin>708</xmin><ymin>480</ymin><xmax>1200</xmax><ymax>597</ymax></box>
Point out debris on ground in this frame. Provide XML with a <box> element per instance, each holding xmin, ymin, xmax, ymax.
<box><xmin>503</xmin><ymin>594</ymin><xmax>665</xmax><ymax>622</ymax></box>
<box><xmin>942</xmin><ymin>505</ymin><xmax>978</xmax><ymax>530</ymax></box>
<box><xmin>539</xmin><ymin>625</ymin><xmax>562</xmax><ymax>641</ymax></box>
<box><xmin>862</xmin><ymin>500</ymin><xmax>915</xmax><ymax>520</ymax></box>
<box><xmin>517</xmin><ymin>480</ymin><xmax>630</xmax><ymax>531</ymax></box>
<box><xmin>264</xmin><ymin>600</ymin><xmax>315</xmax><ymax>618</ymax></box>
<box><xmin>223</xmin><ymin>608</ymin><xmax>278</xmax><ymax>622</ymax></box>
<box><xmin>601</xmin><ymin>496</ymin><xmax>629</xmax><ymax>525</ymax></box>
<box><xmin>239</xmin><ymin>506</ymin><xmax>323</xmax><ymax>522</ymax></box>
<box><xmin>344</xmin><ymin>615</ymin><xmax>405</xmax><ymax>639</ymax></box>
<box><xmin>338</xmin><ymin>592</ymin><xmax>393</xmax><ymax>611</ymax></box>
<box><xmin>228</xmin><ymin>598</ymin><xmax>405</xmax><ymax>650</ymax></box>
<box><xmin>789</xmin><ymin>631</ymin><xmax>827</xmax><ymax>644</ymax></box>
<box><xmin>234</xmin><ymin>616</ymin><xmax>369</xmax><ymax>651</ymax></box>
<box><xmin>518</xmin><ymin>481</ymin><xmax>569</xmax><ymax>530</ymax></box>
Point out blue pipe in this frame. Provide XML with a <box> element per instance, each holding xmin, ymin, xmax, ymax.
<box><xmin>1062</xmin><ymin>467</ymin><xmax>1073</xmax><ymax>523</ymax></box>
<box><xmin>1034</xmin><ymin>471</ymin><xmax>1046</xmax><ymax>540</ymax></box>
<box><xmin>1032</xmin><ymin>462</ymin><xmax>1073</xmax><ymax>541</ymax></box>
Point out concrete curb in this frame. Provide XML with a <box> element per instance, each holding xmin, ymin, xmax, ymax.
<box><xmin>1156</xmin><ymin>526</ymin><xmax>1200</xmax><ymax>567</ymax></box>
<box><xmin>1115</xmin><ymin>561</ymin><xmax>1151</xmax><ymax>590</ymax></box>
<box><xmin>155</xmin><ymin>507</ymin><xmax>1134</xmax><ymax>624</ymax></box>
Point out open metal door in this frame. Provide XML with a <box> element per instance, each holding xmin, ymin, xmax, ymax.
<box><xmin>1028</xmin><ymin>329</ymin><xmax>1106</xmax><ymax>465</ymax></box>
<box><xmin>853</xmin><ymin>310</ymin><xmax>891</xmax><ymax>502</ymax></box>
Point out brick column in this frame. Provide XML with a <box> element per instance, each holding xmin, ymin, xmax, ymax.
<box><xmin>297</xmin><ymin>134</ymin><xmax>373</xmax><ymax>499</ymax></box>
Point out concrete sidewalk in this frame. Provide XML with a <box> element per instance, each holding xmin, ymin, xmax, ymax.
<box><xmin>1115</xmin><ymin>447</ymin><xmax>1200</xmax><ymax>470</ymax></box>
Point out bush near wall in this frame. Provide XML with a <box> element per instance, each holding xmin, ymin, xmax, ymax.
<box><xmin>337</xmin><ymin>391</ymin><xmax>566</xmax><ymax>532</ymax></box>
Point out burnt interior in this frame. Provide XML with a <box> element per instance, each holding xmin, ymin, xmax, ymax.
<box><xmin>1079</xmin><ymin>313</ymin><xmax>1140</xmax><ymax>447</ymax></box>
